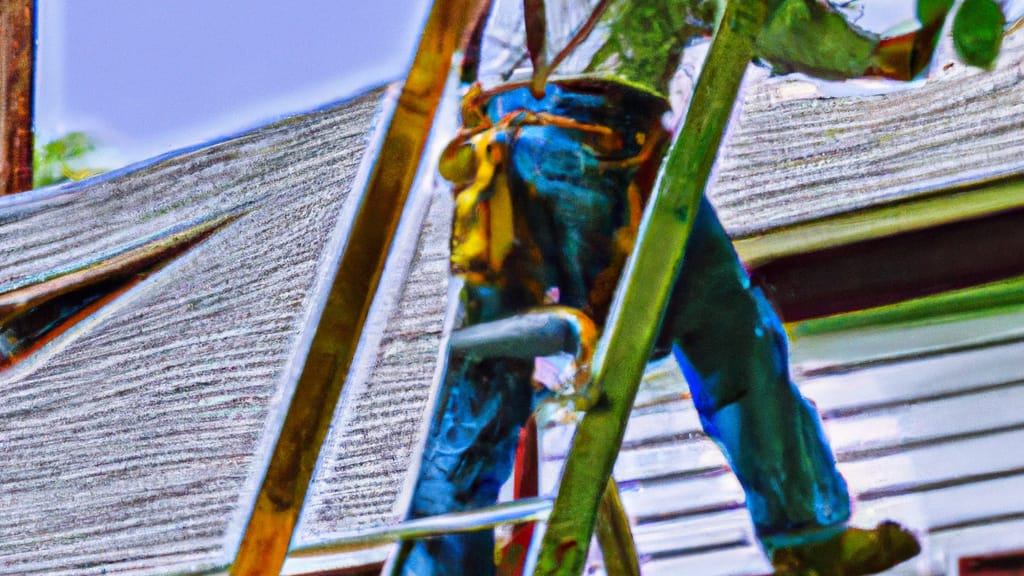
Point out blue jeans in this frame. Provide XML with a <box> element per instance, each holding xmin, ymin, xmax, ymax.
<box><xmin>395</xmin><ymin>81</ymin><xmax>850</xmax><ymax>575</ymax></box>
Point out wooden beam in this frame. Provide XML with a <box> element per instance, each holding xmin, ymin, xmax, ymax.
<box><xmin>0</xmin><ymin>0</ymin><xmax>33</xmax><ymax>195</ymax></box>
<box><xmin>227</xmin><ymin>0</ymin><xmax>484</xmax><ymax>573</ymax></box>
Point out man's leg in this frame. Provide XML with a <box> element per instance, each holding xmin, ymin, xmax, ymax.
<box><xmin>658</xmin><ymin>198</ymin><xmax>919</xmax><ymax>573</ymax></box>
<box><xmin>658</xmin><ymin>196</ymin><xmax>850</xmax><ymax>537</ymax></box>
<box><xmin>396</xmin><ymin>349</ymin><xmax>535</xmax><ymax>576</ymax></box>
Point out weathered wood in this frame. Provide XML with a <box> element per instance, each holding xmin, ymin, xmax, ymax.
<box><xmin>229</xmin><ymin>0</ymin><xmax>482</xmax><ymax>572</ymax></box>
<box><xmin>0</xmin><ymin>89</ymin><xmax>383</xmax><ymax>575</ymax></box>
<box><xmin>2</xmin><ymin>24</ymin><xmax>1024</xmax><ymax>576</ymax></box>
<box><xmin>295</xmin><ymin>185</ymin><xmax>454</xmax><ymax>539</ymax></box>
<box><xmin>713</xmin><ymin>31</ymin><xmax>1024</xmax><ymax>238</ymax></box>
<box><xmin>0</xmin><ymin>0</ymin><xmax>33</xmax><ymax>194</ymax></box>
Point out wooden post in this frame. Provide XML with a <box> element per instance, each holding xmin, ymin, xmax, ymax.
<box><xmin>228</xmin><ymin>0</ymin><xmax>484</xmax><ymax>573</ymax></box>
<box><xmin>1</xmin><ymin>0</ymin><xmax>34</xmax><ymax>195</ymax></box>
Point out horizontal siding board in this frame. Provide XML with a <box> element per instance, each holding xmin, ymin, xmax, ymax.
<box><xmin>537</xmin><ymin>310</ymin><xmax>1024</xmax><ymax>574</ymax></box>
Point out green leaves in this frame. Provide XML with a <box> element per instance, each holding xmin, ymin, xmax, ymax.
<box><xmin>755</xmin><ymin>0</ymin><xmax>878</xmax><ymax>79</ymax></box>
<box><xmin>906</xmin><ymin>0</ymin><xmax>1007</xmax><ymax>74</ymax></box>
<box><xmin>755</xmin><ymin>0</ymin><xmax>1010</xmax><ymax>81</ymax></box>
<box><xmin>32</xmin><ymin>132</ymin><xmax>105</xmax><ymax>189</ymax></box>
<box><xmin>917</xmin><ymin>0</ymin><xmax>955</xmax><ymax>26</ymax></box>
<box><xmin>952</xmin><ymin>0</ymin><xmax>1005</xmax><ymax>68</ymax></box>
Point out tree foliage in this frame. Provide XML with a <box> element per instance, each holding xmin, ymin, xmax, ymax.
<box><xmin>33</xmin><ymin>132</ymin><xmax>105</xmax><ymax>189</ymax></box>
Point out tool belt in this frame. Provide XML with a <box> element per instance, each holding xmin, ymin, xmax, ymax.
<box><xmin>440</xmin><ymin>79</ymin><xmax>670</xmax><ymax>321</ymax></box>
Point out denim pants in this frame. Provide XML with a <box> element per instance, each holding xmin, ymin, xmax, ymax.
<box><xmin>394</xmin><ymin>81</ymin><xmax>850</xmax><ymax>575</ymax></box>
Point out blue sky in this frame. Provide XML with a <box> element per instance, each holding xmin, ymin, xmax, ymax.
<box><xmin>33</xmin><ymin>1</ymin><xmax>1024</xmax><ymax>169</ymax></box>
<box><xmin>35</xmin><ymin>0</ymin><xmax>432</xmax><ymax>166</ymax></box>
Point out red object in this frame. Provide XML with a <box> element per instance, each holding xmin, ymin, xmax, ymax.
<box><xmin>498</xmin><ymin>416</ymin><xmax>539</xmax><ymax>575</ymax></box>
<box><xmin>960</xmin><ymin>550</ymin><xmax>1024</xmax><ymax>576</ymax></box>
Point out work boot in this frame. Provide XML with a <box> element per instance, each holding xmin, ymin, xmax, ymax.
<box><xmin>770</xmin><ymin>521</ymin><xmax>921</xmax><ymax>576</ymax></box>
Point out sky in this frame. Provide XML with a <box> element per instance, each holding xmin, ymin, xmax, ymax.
<box><xmin>35</xmin><ymin>0</ymin><xmax>432</xmax><ymax>167</ymax></box>
<box><xmin>33</xmin><ymin>0</ymin><xmax>1024</xmax><ymax>170</ymax></box>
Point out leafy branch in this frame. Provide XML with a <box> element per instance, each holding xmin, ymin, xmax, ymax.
<box><xmin>33</xmin><ymin>132</ymin><xmax>106</xmax><ymax>188</ymax></box>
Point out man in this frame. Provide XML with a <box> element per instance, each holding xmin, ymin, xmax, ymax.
<box><xmin>390</xmin><ymin>1</ymin><xmax>997</xmax><ymax>573</ymax></box>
